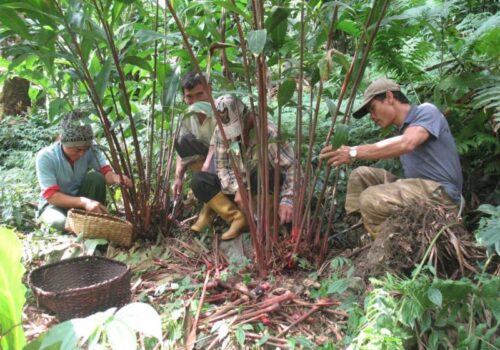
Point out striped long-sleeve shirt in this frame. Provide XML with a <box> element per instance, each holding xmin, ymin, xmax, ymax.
<box><xmin>211</xmin><ymin>119</ymin><xmax>296</xmax><ymax>207</ymax></box>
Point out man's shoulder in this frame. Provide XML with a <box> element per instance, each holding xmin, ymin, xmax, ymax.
<box><xmin>414</xmin><ymin>103</ymin><xmax>442</xmax><ymax>117</ymax></box>
<box><xmin>36</xmin><ymin>143</ymin><xmax>60</xmax><ymax>160</ymax></box>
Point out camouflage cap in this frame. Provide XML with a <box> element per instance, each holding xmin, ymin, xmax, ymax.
<box><xmin>60</xmin><ymin>111</ymin><xmax>94</xmax><ymax>147</ymax></box>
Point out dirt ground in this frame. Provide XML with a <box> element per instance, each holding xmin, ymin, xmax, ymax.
<box><xmin>22</xmin><ymin>201</ymin><xmax>488</xmax><ymax>348</ymax></box>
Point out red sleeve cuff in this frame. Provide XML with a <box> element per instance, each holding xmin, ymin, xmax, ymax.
<box><xmin>42</xmin><ymin>185</ymin><xmax>60</xmax><ymax>199</ymax></box>
<box><xmin>100</xmin><ymin>165</ymin><xmax>112</xmax><ymax>175</ymax></box>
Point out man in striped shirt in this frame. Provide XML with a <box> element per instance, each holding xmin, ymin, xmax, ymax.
<box><xmin>191</xmin><ymin>95</ymin><xmax>296</xmax><ymax>240</ymax></box>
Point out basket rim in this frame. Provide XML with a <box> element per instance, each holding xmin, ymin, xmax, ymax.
<box><xmin>29</xmin><ymin>255</ymin><xmax>130</xmax><ymax>297</ymax></box>
<box><xmin>67</xmin><ymin>208</ymin><xmax>133</xmax><ymax>226</ymax></box>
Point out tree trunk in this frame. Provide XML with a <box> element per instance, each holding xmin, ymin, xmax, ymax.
<box><xmin>0</xmin><ymin>77</ymin><xmax>31</xmax><ymax>117</ymax></box>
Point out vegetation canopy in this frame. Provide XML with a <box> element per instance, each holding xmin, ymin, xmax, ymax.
<box><xmin>0</xmin><ymin>0</ymin><xmax>498</xmax><ymax>348</ymax></box>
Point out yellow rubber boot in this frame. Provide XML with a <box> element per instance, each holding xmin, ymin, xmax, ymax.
<box><xmin>188</xmin><ymin>159</ymin><xmax>204</xmax><ymax>172</ymax></box>
<box><xmin>206</xmin><ymin>192</ymin><xmax>247</xmax><ymax>240</ymax></box>
<box><xmin>190</xmin><ymin>204</ymin><xmax>216</xmax><ymax>232</ymax></box>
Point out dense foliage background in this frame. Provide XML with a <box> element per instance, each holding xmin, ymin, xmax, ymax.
<box><xmin>0</xmin><ymin>0</ymin><xmax>498</xmax><ymax>349</ymax></box>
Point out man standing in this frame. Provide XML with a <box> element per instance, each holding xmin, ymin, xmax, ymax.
<box><xmin>320</xmin><ymin>78</ymin><xmax>463</xmax><ymax>238</ymax></box>
<box><xmin>173</xmin><ymin>71</ymin><xmax>218</xmax><ymax>232</ymax></box>
<box><xmin>36</xmin><ymin>111</ymin><xmax>132</xmax><ymax>231</ymax></box>
<box><xmin>191</xmin><ymin>95</ymin><xmax>296</xmax><ymax>240</ymax></box>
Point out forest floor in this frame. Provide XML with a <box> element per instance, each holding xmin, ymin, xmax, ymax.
<box><xmin>21</xmin><ymin>201</ymin><xmax>491</xmax><ymax>349</ymax></box>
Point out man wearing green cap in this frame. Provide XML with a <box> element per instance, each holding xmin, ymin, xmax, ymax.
<box><xmin>320</xmin><ymin>78</ymin><xmax>463</xmax><ymax>239</ymax></box>
<box><xmin>35</xmin><ymin>111</ymin><xmax>132</xmax><ymax>231</ymax></box>
<box><xmin>173</xmin><ymin>71</ymin><xmax>218</xmax><ymax>232</ymax></box>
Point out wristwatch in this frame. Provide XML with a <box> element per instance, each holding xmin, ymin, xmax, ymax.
<box><xmin>348</xmin><ymin>146</ymin><xmax>358</xmax><ymax>160</ymax></box>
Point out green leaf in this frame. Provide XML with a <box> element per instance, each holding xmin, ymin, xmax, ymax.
<box><xmin>427</xmin><ymin>287</ymin><xmax>442</xmax><ymax>307</ymax></box>
<box><xmin>326</xmin><ymin>278</ymin><xmax>350</xmax><ymax>294</ymax></box>
<box><xmin>162</xmin><ymin>64</ymin><xmax>180</xmax><ymax>108</ymax></box>
<box><xmin>257</xmin><ymin>333</ymin><xmax>270</xmax><ymax>346</ymax></box>
<box><xmin>477</xmin><ymin>204</ymin><xmax>500</xmax><ymax>216</ymax></box>
<box><xmin>266</xmin><ymin>7</ymin><xmax>290</xmax><ymax>32</ymax></box>
<box><xmin>277</xmin><ymin>79</ymin><xmax>296</xmax><ymax>107</ymax></box>
<box><xmin>114</xmin><ymin>303</ymin><xmax>163</xmax><ymax>341</ymax></box>
<box><xmin>95</xmin><ymin>58</ymin><xmax>112</xmax><ymax>102</ymax></box>
<box><xmin>318</xmin><ymin>57</ymin><xmax>330</xmax><ymax>81</ymax></box>
<box><xmin>331</xmin><ymin>124</ymin><xmax>349</xmax><ymax>150</ymax></box>
<box><xmin>105</xmin><ymin>319</ymin><xmax>136</xmax><ymax>350</ymax></box>
<box><xmin>266</xmin><ymin>7</ymin><xmax>290</xmax><ymax>47</ymax></box>
<box><xmin>235</xmin><ymin>327</ymin><xmax>245</xmax><ymax>346</ymax></box>
<box><xmin>0</xmin><ymin>228</ymin><xmax>26</xmax><ymax>350</ymax></box>
<box><xmin>122</xmin><ymin>56</ymin><xmax>152</xmax><ymax>72</ymax></box>
<box><xmin>84</xmin><ymin>239</ymin><xmax>108</xmax><ymax>255</ymax></box>
<box><xmin>185</xmin><ymin>101</ymin><xmax>213</xmax><ymax>118</ymax></box>
<box><xmin>212</xmin><ymin>0</ymin><xmax>252</xmax><ymax>23</ymax></box>
<box><xmin>247</xmin><ymin>29</ymin><xmax>267</xmax><ymax>55</ymax></box>
<box><xmin>324</xmin><ymin>97</ymin><xmax>337</xmax><ymax>118</ymax></box>
<box><xmin>0</xmin><ymin>8</ymin><xmax>30</xmax><ymax>39</ymax></box>
<box><xmin>337</xmin><ymin>19</ymin><xmax>361</xmax><ymax>37</ymax></box>
<box><xmin>135</xmin><ymin>29</ymin><xmax>164</xmax><ymax>44</ymax></box>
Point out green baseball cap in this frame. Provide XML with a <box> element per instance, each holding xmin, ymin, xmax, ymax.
<box><xmin>352</xmin><ymin>78</ymin><xmax>401</xmax><ymax>119</ymax></box>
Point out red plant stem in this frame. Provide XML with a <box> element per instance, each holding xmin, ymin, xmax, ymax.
<box><xmin>164</xmin><ymin>1</ymin><xmax>264</xmax><ymax>273</ymax></box>
<box><xmin>292</xmin><ymin>1</ymin><xmax>305</xmax><ymax>235</ymax></box>
<box><xmin>51</xmin><ymin>0</ymin><xmax>133</xmax><ymax>221</ymax></box>
<box><xmin>146</xmin><ymin>0</ymin><xmax>161</xmax><ymax>197</ymax></box>
<box><xmin>277</xmin><ymin>305</ymin><xmax>323</xmax><ymax>338</ymax></box>
<box><xmin>93</xmin><ymin>0</ymin><xmax>148</xmax><ymax>212</ymax></box>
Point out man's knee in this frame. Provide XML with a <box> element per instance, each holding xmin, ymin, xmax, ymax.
<box><xmin>83</xmin><ymin>171</ymin><xmax>105</xmax><ymax>186</ymax></box>
<box><xmin>358</xmin><ymin>185</ymin><xmax>386</xmax><ymax>216</ymax></box>
<box><xmin>39</xmin><ymin>207</ymin><xmax>67</xmax><ymax>232</ymax></box>
<box><xmin>191</xmin><ymin>171</ymin><xmax>221</xmax><ymax>202</ymax></box>
<box><xmin>175</xmin><ymin>134</ymin><xmax>208</xmax><ymax>158</ymax></box>
<box><xmin>350</xmin><ymin>166</ymin><xmax>372</xmax><ymax>180</ymax></box>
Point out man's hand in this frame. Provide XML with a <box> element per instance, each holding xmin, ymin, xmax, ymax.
<box><xmin>278</xmin><ymin>204</ymin><xmax>293</xmax><ymax>225</ymax></box>
<box><xmin>172</xmin><ymin>178</ymin><xmax>183</xmax><ymax>197</ymax></box>
<box><xmin>320</xmin><ymin>145</ymin><xmax>351</xmax><ymax>167</ymax></box>
<box><xmin>234</xmin><ymin>189</ymin><xmax>243</xmax><ymax>208</ymax></box>
<box><xmin>82</xmin><ymin>198</ymin><xmax>108</xmax><ymax>214</ymax></box>
<box><xmin>112</xmin><ymin>173</ymin><xmax>133</xmax><ymax>188</ymax></box>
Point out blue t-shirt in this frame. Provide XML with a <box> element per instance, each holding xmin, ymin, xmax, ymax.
<box><xmin>35</xmin><ymin>143</ymin><xmax>108</xmax><ymax>209</ymax></box>
<box><xmin>399</xmin><ymin>103</ymin><xmax>463</xmax><ymax>204</ymax></box>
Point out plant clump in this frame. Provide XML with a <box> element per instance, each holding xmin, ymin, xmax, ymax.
<box><xmin>357</xmin><ymin>200</ymin><xmax>487</xmax><ymax>279</ymax></box>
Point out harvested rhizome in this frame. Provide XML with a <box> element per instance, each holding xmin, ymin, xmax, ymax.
<box><xmin>24</xmin><ymin>200</ymin><xmax>491</xmax><ymax>348</ymax></box>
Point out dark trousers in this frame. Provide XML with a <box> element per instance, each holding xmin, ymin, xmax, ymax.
<box><xmin>38</xmin><ymin>171</ymin><xmax>106</xmax><ymax>231</ymax></box>
<box><xmin>191</xmin><ymin>168</ymin><xmax>284</xmax><ymax>203</ymax></box>
<box><xmin>175</xmin><ymin>133</ymin><xmax>215</xmax><ymax>172</ymax></box>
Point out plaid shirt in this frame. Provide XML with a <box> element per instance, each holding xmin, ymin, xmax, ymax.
<box><xmin>211</xmin><ymin>122</ymin><xmax>296</xmax><ymax>207</ymax></box>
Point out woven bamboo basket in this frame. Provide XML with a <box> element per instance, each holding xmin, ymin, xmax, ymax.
<box><xmin>30</xmin><ymin>256</ymin><xmax>131</xmax><ymax>321</ymax></box>
<box><xmin>65</xmin><ymin>209</ymin><xmax>134</xmax><ymax>247</ymax></box>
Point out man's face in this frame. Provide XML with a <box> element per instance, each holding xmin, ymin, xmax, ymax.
<box><xmin>62</xmin><ymin>145</ymin><xmax>90</xmax><ymax>162</ymax></box>
<box><xmin>367</xmin><ymin>94</ymin><xmax>395</xmax><ymax>128</ymax></box>
<box><xmin>183</xmin><ymin>83</ymin><xmax>211</xmax><ymax>105</ymax></box>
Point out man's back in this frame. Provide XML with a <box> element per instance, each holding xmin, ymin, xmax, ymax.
<box><xmin>399</xmin><ymin>103</ymin><xmax>462</xmax><ymax>203</ymax></box>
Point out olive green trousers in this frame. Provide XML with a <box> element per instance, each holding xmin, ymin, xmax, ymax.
<box><xmin>345</xmin><ymin>166</ymin><xmax>456</xmax><ymax>238</ymax></box>
<box><xmin>38</xmin><ymin>171</ymin><xmax>106</xmax><ymax>232</ymax></box>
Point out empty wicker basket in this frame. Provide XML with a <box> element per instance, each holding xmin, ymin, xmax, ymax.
<box><xmin>65</xmin><ymin>209</ymin><xmax>134</xmax><ymax>247</ymax></box>
<box><xmin>30</xmin><ymin>256</ymin><xmax>131</xmax><ymax>321</ymax></box>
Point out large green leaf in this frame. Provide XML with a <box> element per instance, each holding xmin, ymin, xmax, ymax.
<box><xmin>0</xmin><ymin>7</ymin><xmax>30</xmax><ymax>39</ymax></box>
<box><xmin>162</xmin><ymin>64</ymin><xmax>180</xmax><ymax>108</ymax></box>
<box><xmin>266</xmin><ymin>7</ymin><xmax>290</xmax><ymax>47</ymax></box>
<box><xmin>95</xmin><ymin>58</ymin><xmax>113</xmax><ymax>102</ymax></box>
<box><xmin>212</xmin><ymin>0</ymin><xmax>252</xmax><ymax>23</ymax></box>
<box><xmin>277</xmin><ymin>79</ymin><xmax>296</xmax><ymax>107</ymax></box>
<box><xmin>105</xmin><ymin>319</ymin><xmax>136</xmax><ymax>350</ymax></box>
<box><xmin>247</xmin><ymin>29</ymin><xmax>267</xmax><ymax>55</ymax></box>
<box><xmin>114</xmin><ymin>302</ymin><xmax>163</xmax><ymax>340</ymax></box>
<box><xmin>121</xmin><ymin>56</ymin><xmax>152</xmax><ymax>72</ymax></box>
<box><xmin>475</xmin><ymin>204</ymin><xmax>500</xmax><ymax>255</ymax></box>
<box><xmin>0</xmin><ymin>227</ymin><xmax>26</xmax><ymax>350</ymax></box>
